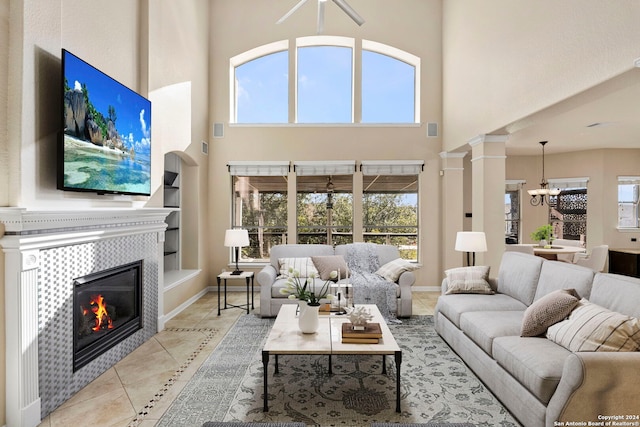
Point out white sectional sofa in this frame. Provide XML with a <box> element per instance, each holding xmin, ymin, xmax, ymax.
<box><xmin>257</xmin><ymin>243</ymin><xmax>416</xmax><ymax>317</ymax></box>
<box><xmin>435</xmin><ymin>251</ymin><xmax>640</xmax><ymax>427</ymax></box>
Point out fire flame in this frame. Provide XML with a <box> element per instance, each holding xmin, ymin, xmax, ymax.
<box><xmin>82</xmin><ymin>294</ymin><xmax>113</xmax><ymax>331</ymax></box>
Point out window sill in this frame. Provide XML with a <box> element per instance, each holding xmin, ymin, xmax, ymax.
<box><xmin>617</xmin><ymin>227</ymin><xmax>640</xmax><ymax>232</ymax></box>
<box><xmin>228</xmin><ymin>123</ymin><xmax>422</xmax><ymax>128</ymax></box>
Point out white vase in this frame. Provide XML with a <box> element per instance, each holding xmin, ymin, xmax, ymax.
<box><xmin>298</xmin><ymin>302</ymin><xmax>319</xmax><ymax>334</ymax></box>
<box><xmin>539</xmin><ymin>239</ymin><xmax>548</xmax><ymax>247</ymax></box>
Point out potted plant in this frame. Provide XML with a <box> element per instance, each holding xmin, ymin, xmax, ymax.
<box><xmin>530</xmin><ymin>224</ymin><xmax>553</xmax><ymax>248</ymax></box>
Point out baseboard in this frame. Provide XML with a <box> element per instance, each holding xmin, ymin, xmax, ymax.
<box><xmin>160</xmin><ymin>286</ymin><xmax>209</xmax><ymax>326</ymax></box>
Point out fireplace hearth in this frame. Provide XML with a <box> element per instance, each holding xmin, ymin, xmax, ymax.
<box><xmin>74</xmin><ymin>260</ymin><xmax>143</xmax><ymax>371</ymax></box>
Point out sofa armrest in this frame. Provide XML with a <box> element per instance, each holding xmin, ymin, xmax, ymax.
<box><xmin>397</xmin><ymin>270</ymin><xmax>415</xmax><ymax>298</ymax></box>
<box><xmin>398</xmin><ymin>270</ymin><xmax>415</xmax><ymax>287</ymax></box>
<box><xmin>547</xmin><ymin>352</ymin><xmax>640</xmax><ymax>425</ymax></box>
<box><xmin>257</xmin><ymin>264</ymin><xmax>278</xmax><ymax>287</ymax></box>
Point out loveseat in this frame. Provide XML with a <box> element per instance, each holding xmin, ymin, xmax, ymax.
<box><xmin>257</xmin><ymin>243</ymin><xmax>416</xmax><ymax>317</ymax></box>
<box><xmin>435</xmin><ymin>251</ymin><xmax>640</xmax><ymax>427</ymax></box>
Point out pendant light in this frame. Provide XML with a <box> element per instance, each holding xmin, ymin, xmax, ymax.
<box><xmin>528</xmin><ymin>141</ymin><xmax>561</xmax><ymax>206</ymax></box>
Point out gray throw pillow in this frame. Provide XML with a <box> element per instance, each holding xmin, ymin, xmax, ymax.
<box><xmin>520</xmin><ymin>288</ymin><xmax>580</xmax><ymax>337</ymax></box>
<box><xmin>311</xmin><ymin>255</ymin><xmax>349</xmax><ymax>281</ymax></box>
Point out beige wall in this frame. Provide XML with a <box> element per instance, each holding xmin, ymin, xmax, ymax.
<box><xmin>0</xmin><ymin>1</ymin><xmax>211</xmax><ymax>422</ymax></box>
<box><xmin>1</xmin><ymin>1</ymin><xmax>640</xmax><ymax>424</ymax></box>
<box><xmin>442</xmin><ymin>0</ymin><xmax>640</xmax><ymax>151</ymax></box>
<box><xmin>207</xmin><ymin>0</ymin><xmax>444</xmax><ymax>286</ymax></box>
<box><xmin>0</xmin><ymin>1</ymin><xmax>8</xmax><ymax>206</ymax></box>
<box><xmin>507</xmin><ymin>149</ymin><xmax>640</xmax><ymax>251</ymax></box>
<box><xmin>147</xmin><ymin>0</ymin><xmax>212</xmax><ymax>314</ymax></box>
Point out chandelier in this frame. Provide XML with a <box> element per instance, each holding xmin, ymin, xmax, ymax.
<box><xmin>528</xmin><ymin>141</ymin><xmax>561</xmax><ymax>206</ymax></box>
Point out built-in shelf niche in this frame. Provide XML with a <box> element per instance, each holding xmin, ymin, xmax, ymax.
<box><xmin>164</xmin><ymin>153</ymin><xmax>181</xmax><ymax>272</ymax></box>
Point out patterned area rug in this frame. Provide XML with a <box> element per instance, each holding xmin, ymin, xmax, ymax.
<box><xmin>158</xmin><ymin>315</ymin><xmax>521</xmax><ymax>427</ymax></box>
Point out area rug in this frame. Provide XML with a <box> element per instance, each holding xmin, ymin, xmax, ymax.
<box><xmin>158</xmin><ymin>315</ymin><xmax>521</xmax><ymax>427</ymax></box>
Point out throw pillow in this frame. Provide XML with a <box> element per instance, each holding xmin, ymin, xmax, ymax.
<box><xmin>520</xmin><ymin>289</ymin><xmax>581</xmax><ymax>337</ymax></box>
<box><xmin>444</xmin><ymin>266</ymin><xmax>493</xmax><ymax>295</ymax></box>
<box><xmin>278</xmin><ymin>257</ymin><xmax>319</xmax><ymax>278</ymax></box>
<box><xmin>546</xmin><ymin>298</ymin><xmax>640</xmax><ymax>352</ymax></box>
<box><xmin>375</xmin><ymin>258</ymin><xmax>419</xmax><ymax>282</ymax></box>
<box><xmin>311</xmin><ymin>255</ymin><xmax>349</xmax><ymax>281</ymax></box>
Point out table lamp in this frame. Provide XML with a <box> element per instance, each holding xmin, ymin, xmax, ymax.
<box><xmin>455</xmin><ymin>231</ymin><xmax>487</xmax><ymax>266</ymax></box>
<box><xmin>224</xmin><ymin>229</ymin><xmax>250</xmax><ymax>275</ymax></box>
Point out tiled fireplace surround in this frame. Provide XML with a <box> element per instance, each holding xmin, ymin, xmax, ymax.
<box><xmin>0</xmin><ymin>208</ymin><xmax>170</xmax><ymax>427</ymax></box>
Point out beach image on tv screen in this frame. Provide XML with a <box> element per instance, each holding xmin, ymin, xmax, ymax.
<box><xmin>62</xmin><ymin>50</ymin><xmax>151</xmax><ymax>195</ymax></box>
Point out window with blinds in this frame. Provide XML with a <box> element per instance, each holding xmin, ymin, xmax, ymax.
<box><xmin>618</xmin><ymin>176</ymin><xmax>640</xmax><ymax>229</ymax></box>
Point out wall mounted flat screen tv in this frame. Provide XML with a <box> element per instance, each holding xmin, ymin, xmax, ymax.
<box><xmin>58</xmin><ymin>49</ymin><xmax>152</xmax><ymax>196</ymax></box>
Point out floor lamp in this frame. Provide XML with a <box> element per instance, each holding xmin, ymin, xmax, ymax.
<box><xmin>224</xmin><ymin>229</ymin><xmax>250</xmax><ymax>275</ymax></box>
<box><xmin>455</xmin><ymin>231</ymin><xmax>487</xmax><ymax>266</ymax></box>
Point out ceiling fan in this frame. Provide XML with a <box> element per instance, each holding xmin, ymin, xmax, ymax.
<box><xmin>276</xmin><ymin>0</ymin><xmax>365</xmax><ymax>34</ymax></box>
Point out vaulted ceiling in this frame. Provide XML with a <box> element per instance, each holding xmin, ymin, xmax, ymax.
<box><xmin>496</xmin><ymin>67</ymin><xmax>640</xmax><ymax>156</ymax></box>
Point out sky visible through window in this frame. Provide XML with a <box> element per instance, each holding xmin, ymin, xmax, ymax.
<box><xmin>362</xmin><ymin>50</ymin><xmax>415</xmax><ymax>123</ymax></box>
<box><xmin>298</xmin><ymin>46</ymin><xmax>352</xmax><ymax>123</ymax></box>
<box><xmin>235</xmin><ymin>45</ymin><xmax>416</xmax><ymax>124</ymax></box>
<box><xmin>235</xmin><ymin>51</ymin><xmax>288</xmax><ymax>123</ymax></box>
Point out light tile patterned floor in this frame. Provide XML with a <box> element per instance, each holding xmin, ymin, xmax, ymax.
<box><xmin>37</xmin><ymin>290</ymin><xmax>440</xmax><ymax>427</ymax></box>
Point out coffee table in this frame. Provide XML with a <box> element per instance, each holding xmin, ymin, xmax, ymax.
<box><xmin>261</xmin><ymin>304</ymin><xmax>402</xmax><ymax>412</ymax></box>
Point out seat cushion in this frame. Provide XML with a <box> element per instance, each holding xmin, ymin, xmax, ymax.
<box><xmin>435</xmin><ymin>293</ymin><xmax>527</xmax><ymax>328</ymax></box>
<box><xmin>493</xmin><ymin>336</ymin><xmax>571</xmax><ymax>403</ymax></box>
<box><xmin>590</xmin><ymin>273</ymin><xmax>640</xmax><ymax>318</ymax></box>
<box><xmin>533</xmin><ymin>261</ymin><xmax>594</xmax><ymax>302</ymax></box>
<box><xmin>459</xmin><ymin>310</ymin><xmax>524</xmax><ymax>356</ymax></box>
<box><xmin>497</xmin><ymin>252</ymin><xmax>543</xmax><ymax>305</ymax></box>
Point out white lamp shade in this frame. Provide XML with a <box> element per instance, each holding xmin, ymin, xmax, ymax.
<box><xmin>224</xmin><ymin>229</ymin><xmax>250</xmax><ymax>247</ymax></box>
<box><xmin>455</xmin><ymin>231</ymin><xmax>487</xmax><ymax>253</ymax></box>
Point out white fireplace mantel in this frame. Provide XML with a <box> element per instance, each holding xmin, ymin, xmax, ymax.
<box><xmin>0</xmin><ymin>207</ymin><xmax>172</xmax><ymax>427</ymax></box>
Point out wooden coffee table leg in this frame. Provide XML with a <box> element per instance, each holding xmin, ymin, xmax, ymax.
<box><xmin>381</xmin><ymin>355</ymin><xmax>387</xmax><ymax>374</ymax></box>
<box><xmin>395</xmin><ymin>350</ymin><xmax>402</xmax><ymax>412</ymax></box>
<box><xmin>262</xmin><ymin>351</ymin><xmax>269</xmax><ymax>411</ymax></box>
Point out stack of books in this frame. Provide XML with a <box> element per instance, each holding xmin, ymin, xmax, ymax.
<box><xmin>341</xmin><ymin>322</ymin><xmax>382</xmax><ymax>344</ymax></box>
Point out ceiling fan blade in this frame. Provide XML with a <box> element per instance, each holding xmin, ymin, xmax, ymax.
<box><xmin>317</xmin><ymin>0</ymin><xmax>326</xmax><ymax>34</ymax></box>
<box><xmin>332</xmin><ymin>0</ymin><xmax>365</xmax><ymax>26</ymax></box>
<box><xmin>276</xmin><ymin>0</ymin><xmax>310</xmax><ymax>24</ymax></box>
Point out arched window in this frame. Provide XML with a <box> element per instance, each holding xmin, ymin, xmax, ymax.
<box><xmin>230</xmin><ymin>38</ymin><xmax>419</xmax><ymax>124</ymax></box>
<box><xmin>231</xmin><ymin>41</ymin><xmax>289</xmax><ymax>124</ymax></box>
<box><xmin>361</xmin><ymin>40</ymin><xmax>419</xmax><ymax>124</ymax></box>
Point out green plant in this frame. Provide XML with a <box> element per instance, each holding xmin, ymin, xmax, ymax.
<box><xmin>279</xmin><ymin>269</ymin><xmax>337</xmax><ymax>305</ymax></box>
<box><xmin>530</xmin><ymin>224</ymin><xmax>553</xmax><ymax>242</ymax></box>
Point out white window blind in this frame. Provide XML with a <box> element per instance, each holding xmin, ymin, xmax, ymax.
<box><xmin>294</xmin><ymin>160</ymin><xmax>356</xmax><ymax>176</ymax></box>
<box><xmin>360</xmin><ymin>160</ymin><xmax>424</xmax><ymax>175</ymax></box>
<box><xmin>548</xmin><ymin>177</ymin><xmax>589</xmax><ymax>189</ymax></box>
<box><xmin>227</xmin><ymin>161</ymin><xmax>290</xmax><ymax>176</ymax></box>
<box><xmin>505</xmin><ymin>179</ymin><xmax>526</xmax><ymax>191</ymax></box>
<box><xmin>618</xmin><ymin>176</ymin><xmax>640</xmax><ymax>186</ymax></box>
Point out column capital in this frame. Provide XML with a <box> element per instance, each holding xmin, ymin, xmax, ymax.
<box><xmin>439</xmin><ymin>151</ymin><xmax>468</xmax><ymax>159</ymax></box>
<box><xmin>468</xmin><ymin>134</ymin><xmax>508</xmax><ymax>146</ymax></box>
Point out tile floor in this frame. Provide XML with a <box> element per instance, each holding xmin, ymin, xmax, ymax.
<box><xmin>37</xmin><ymin>290</ymin><xmax>440</xmax><ymax>427</ymax></box>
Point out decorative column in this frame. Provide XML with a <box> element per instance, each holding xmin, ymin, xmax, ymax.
<box><xmin>469</xmin><ymin>135</ymin><xmax>508</xmax><ymax>271</ymax></box>
<box><xmin>3</xmin><ymin>245</ymin><xmax>42</xmax><ymax>427</ymax></box>
<box><xmin>440</xmin><ymin>152</ymin><xmax>467</xmax><ymax>270</ymax></box>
